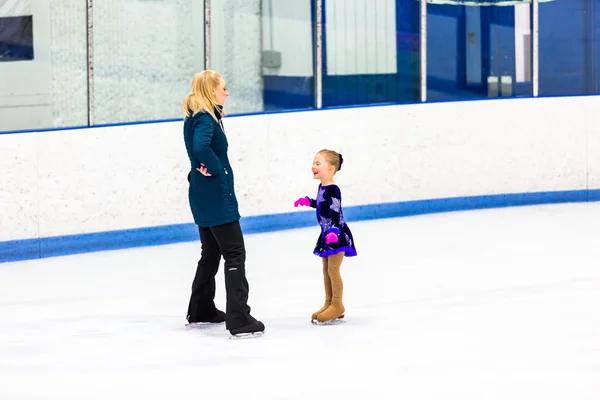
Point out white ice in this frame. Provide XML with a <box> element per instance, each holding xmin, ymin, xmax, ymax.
<box><xmin>1</xmin><ymin>203</ymin><xmax>600</xmax><ymax>399</ymax></box>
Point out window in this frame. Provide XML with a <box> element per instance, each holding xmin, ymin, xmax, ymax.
<box><xmin>427</xmin><ymin>3</ymin><xmax>533</xmax><ymax>101</ymax></box>
<box><xmin>0</xmin><ymin>0</ymin><xmax>88</xmax><ymax>131</ymax></box>
<box><xmin>210</xmin><ymin>0</ymin><xmax>315</xmax><ymax>114</ymax></box>
<box><xmin>92</xmin><ymin>0</ymin><xmax>205</xmax><ymax>124</ymax></box>
<box><xmin>539</xmin><ymin>0</ymin><xmax>598</xmax><ymax>96</ymax></box>
<box><xmin>323</xmin><ymin>0</ymin><xmax>421</xmax><ymax>107</ymax></box>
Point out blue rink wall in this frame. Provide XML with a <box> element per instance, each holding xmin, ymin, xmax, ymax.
<box><xmin>2</xmin><ymin>96</ymin><xmax>600</xmax><ymax>263</ymax></box>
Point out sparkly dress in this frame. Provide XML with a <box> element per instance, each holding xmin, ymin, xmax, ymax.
<box><xmin>307</xmin><ymin>184</ymin><xmax>357</xmax><ymax>258</ymax></box>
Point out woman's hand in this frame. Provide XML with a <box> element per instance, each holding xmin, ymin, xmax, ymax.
<box><xmin>196</xmin><ymin>163</ymin><xmax>212</xmax><ymax>176</ymax></box>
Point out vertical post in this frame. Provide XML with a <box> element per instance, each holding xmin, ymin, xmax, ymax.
<box><xmin>314</xmin><ymin>0</ymin><xmax>323</xmax><ymax>109</ymax></box>
<box><xmin>532</xmin><ymin>0</ymin><xmax>539</xmax><ymax>96</ymax></box>
<box><xmin>590</xmin><ymin>0</ymin><xmax>597</xmax><ymax>93</ymax></box>
<box><xmin>420</xmin><ymin>0</ymin><xmax>427</xmax><ymax>102</ymax></box>
<box><xmin>204</xmin><ymin>0</ymin><xmax>211</xmax><ymax>70</ymax></box>
<box><xmin>86</xmin><ymin>0</ymin><xmax>95</xmax><ymax>125</ymax></box>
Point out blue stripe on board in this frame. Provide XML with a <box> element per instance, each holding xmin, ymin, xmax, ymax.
<box><xmin>1</xmin><ymin>189</ymin><xmax>599</xmax><ymax>264</ymax></box>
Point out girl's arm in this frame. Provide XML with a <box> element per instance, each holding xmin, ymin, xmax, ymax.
<box><xmin>294</xmin><ymin>196</ymin><xmax>316</xmax><ymax>208</ymax></box>
<box><xmin>323</xmin><ymin>186</ymin><xmax>342</xmax><ymax>239</ymax></box>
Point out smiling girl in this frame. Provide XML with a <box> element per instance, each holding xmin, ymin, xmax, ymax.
<box><xmin>294</xmin><ymin>149</ymin><xmax>357</xmax><ymax>324</ymax></box>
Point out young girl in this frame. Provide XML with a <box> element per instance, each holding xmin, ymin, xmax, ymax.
<box><xmin>294</xmin><ymin>149</ymin><xmax>357</xmax><ymax>323</ymax></box>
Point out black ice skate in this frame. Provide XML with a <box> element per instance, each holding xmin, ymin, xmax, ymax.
<box><xmin>229</xmin><ymin>320</ymin><xmax>265</xmax><ymax>339</ymax></box>
<box><xmin>186</xmin><ymin>309</ymin><xmax>226</xmax><ymax>327</ymax></box>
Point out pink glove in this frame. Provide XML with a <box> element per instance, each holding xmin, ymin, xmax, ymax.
<box><xmin>294</xmin><ymin>197</ymin><xmax>311</xmax><ymax>207</ymax></box>
<box><xmin>325</xmin><ymin>232</ymin><xmax>338</xmax><ymax>244</ymax></box>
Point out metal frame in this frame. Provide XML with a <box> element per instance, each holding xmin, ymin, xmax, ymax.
<box><xmin>204</xmin><ymin>0</ymin><xmax>211</xmax><ymax>70</ymax></box>
<box><xmin>314</xmin><ymin>0</ymin><xmax>323</xmax><ymax>109</ymax></box>
<box><xmin>532</xmin><ymin>0</ymin><xmax>539</xmax><ymax>96</ymax></box>
<box><xmin>420</xmin><ymin>0</ymin><xmax>427</xmax><ymax>102</ymax></box>
<box><xmin>86</xmin><ymin>0</ymin><xmax>95</xmax><ymax>126</ymax></box>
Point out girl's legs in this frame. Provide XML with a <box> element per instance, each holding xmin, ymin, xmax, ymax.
<box><xmin>316</xmin><ymin>252</ymin><xmax>345</xmax><ymax>322</ymax></box>
<box><xmin>311</xmin><ymin>256</ymin><xmax>333</xmax><ymax>320</ymax></box>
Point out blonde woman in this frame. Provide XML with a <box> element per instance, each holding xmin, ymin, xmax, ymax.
<box><xmin>182</xmin><ymin>70</ymin><xmax>264</xmax><ymax>338</ymax></box>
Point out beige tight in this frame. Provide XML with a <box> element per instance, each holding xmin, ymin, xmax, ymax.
<box><xmin>311</xmin><ymin>252</ymin><xmax>345</xmax><ymax>322</ymax></box>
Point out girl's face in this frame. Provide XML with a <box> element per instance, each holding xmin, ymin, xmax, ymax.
<box><xmin>312</xmin><ymin>153</ymin><xmax>334</xmax><ymax>182</ymax></box>
<box><xmin>213</xmin><ymin>78</ymin><xmax>229</xmax><ymax>105</ymax></box>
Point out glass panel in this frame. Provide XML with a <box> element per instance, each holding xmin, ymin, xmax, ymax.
<box><xmin>427</xmin><ymin>2</ymin><xmax>532</xmax><ymax>102</ymax></box>
<box><xmin>93</xmin><ymin>0</ymin><xmax>204</xmax><ymax>125</ymax></box>
<box><xmin>539</xmin><ymin>0</ymin><xmax>598</xmax><ymax>96</ymax></box>
<box><xmin>0</xmin><ymin>0</ymin><xmax>87</xmax><ymax>132</ymax></box>
<box><xmin>323</xmin><ymin>0</ymin><xmax>420</xmax><ymax>107</ymax></box>
<box><xmin>210</xmin><ymin>0</ymin><xmax>315</xmax><ymax>114</ymax></box>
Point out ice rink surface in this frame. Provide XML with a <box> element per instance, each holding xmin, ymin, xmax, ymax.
<box><xmin>1</xmin><ymin>202</ymin><xmax>600</xmax><ymax>399</ymax></box>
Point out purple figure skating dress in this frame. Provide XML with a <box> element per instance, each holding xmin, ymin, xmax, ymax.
<box><xmin>306</xmin><ymin>184</ymin><xmax>357</xmax><ymax>258</ymax></box>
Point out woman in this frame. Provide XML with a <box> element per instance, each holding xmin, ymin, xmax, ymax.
<box><xmin>181</xmin><ymin>70</ymin><xmax>264</xmax><ymax>338</ymax></box>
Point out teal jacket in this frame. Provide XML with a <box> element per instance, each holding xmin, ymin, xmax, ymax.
<box><xmin>183</xmin><ymin>108</ymin><xmax>240</xmax><ymax>227</ymax></box>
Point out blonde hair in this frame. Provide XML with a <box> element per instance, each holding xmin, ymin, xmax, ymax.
<box><xmin>181</xmin><ymin>70</ymin><xmax>224</xmax><ymax>121</ymax></box>
<box><xmin>318</xmin><ymin>149</ymin><xmax>344</xmax><ymax>173</ymax></box>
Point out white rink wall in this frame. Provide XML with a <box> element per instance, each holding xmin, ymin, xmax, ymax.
<box><xmin>2</xmin><ymin>96</ymin><xmax>600</xmax><ymax>244</ymax></box>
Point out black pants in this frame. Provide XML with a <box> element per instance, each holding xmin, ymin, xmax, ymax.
<box><xmin>186</xmin><ymin>220</ymin><xmax>254</xmax><ymax>330</ymax></box>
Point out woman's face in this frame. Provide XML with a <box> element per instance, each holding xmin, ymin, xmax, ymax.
<box><xmin>213</xmin><ymin>78</ymin><xmax>229</xmax><ymax>105</ymax></box>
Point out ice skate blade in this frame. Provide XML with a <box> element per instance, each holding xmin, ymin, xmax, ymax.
<box><xmin>229</xmin><ymin>331</ymin><xmax>264</xmax><ymax>340</ymax></box>
<box><xmin>311</xmin><ymin>317</ymin><xmax>345</xmax><ymax>326</ymax></box>
<box><xmin>185</xmin><ymin>321</ymin><xmax>224</xmax><ymax>329</ymax></box>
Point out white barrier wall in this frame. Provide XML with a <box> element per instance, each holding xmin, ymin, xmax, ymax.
<box><xmin>2</xmin><ymin>96</ymin><xmax>600</xmax><ymax>242</ymax></box>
